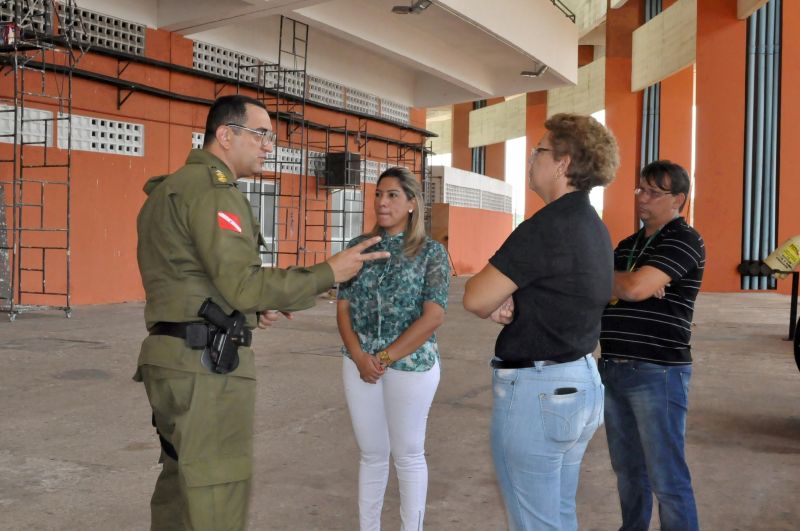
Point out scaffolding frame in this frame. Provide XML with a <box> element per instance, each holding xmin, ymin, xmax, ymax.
<box><xmin>237</xmin><ymin>16</ymin><xmax>432</xmax><ymax>270</ymax></box>
<box><xmin>234</xmin><ymin>16</ymin><xmax>308</xmax><ymax>268</ymax></box>
<box><xmin>0</xmin><ymin>0</ymin><xmax>86</xmax><ymax>320</ymax></box>
<box><xmin>302</xmin><ymin>118</ymin><xmax>369</xmax><ymax>266</ymax></box>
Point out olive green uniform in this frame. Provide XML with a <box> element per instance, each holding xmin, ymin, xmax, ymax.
<box><xmin>135</xmin><ymin>149</ymin><xmax>334</xmax><ymax>530</ymax></box>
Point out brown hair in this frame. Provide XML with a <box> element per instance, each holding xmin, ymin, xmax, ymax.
<box><xmin>641</xmin><ymin>160</ymin><xmax>691</xmax><ymax>210</ymax></box>
<box><xmin>545</xmin><ymin>113</ymin><xmax>619</xmax><ymax>191</ymax></box>
<box><xmin>367</xmin><ymin>167</ymin><xmax>426</xmax><ymax>257</ymax></box>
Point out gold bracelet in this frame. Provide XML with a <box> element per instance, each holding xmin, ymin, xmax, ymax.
<box><xmin>378</xmin><ymin>349</ymin><xmax>393</xmax><ymax>367</ymax></box>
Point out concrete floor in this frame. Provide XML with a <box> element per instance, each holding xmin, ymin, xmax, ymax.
<box><xmin>1</xmin><ymin>277</ymin><xmax>799</xmax><ymax>531</ymax></box>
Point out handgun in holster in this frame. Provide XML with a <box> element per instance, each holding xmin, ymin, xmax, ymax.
<box><xmin>198</xmin><ymin>298</ymin><xmax>251</xmax><ymax>374</ymax></box>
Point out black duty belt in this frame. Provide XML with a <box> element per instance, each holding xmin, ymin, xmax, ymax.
<box><xmin>490</xmin><ymin>353</ymin><xmax>587</xmax><ymax>369</ymax></box>
<box><xmin>149</xmin><ymin>321</ymin><xmax>252</xmax><ymax>348</ymax></box>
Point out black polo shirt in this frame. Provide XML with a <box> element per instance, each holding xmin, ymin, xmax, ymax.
<box><xmin>600</xmin><ymin>217</ymin><xmax>705</xmax><ymax>364</ymax></box>
<box><xmin>489</xmin><ymin>191</ymin><xmax>613</xmax><ymax>363</ymax></box>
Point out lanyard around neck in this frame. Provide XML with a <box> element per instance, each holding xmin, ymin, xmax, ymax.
<box><xmin>626</xmin><ymin>230</ymin><xmax>659</xmax><ymax>272</ymax></box>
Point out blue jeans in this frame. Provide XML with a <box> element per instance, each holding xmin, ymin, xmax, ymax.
<box><xmin>599</xmin><ymin>358</ymin><xmax>699</xmax><ymax>531</ymax></box>
<box><xmin>491</xmin><ymin>354</ymin><xmax>604</xmax><ymax>531</ymax></box>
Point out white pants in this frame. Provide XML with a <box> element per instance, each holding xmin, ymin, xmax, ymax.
<box><xmin>342</xmin><ymin>356</ymin><xmax>441</xmax><ymax>531</ymax></box>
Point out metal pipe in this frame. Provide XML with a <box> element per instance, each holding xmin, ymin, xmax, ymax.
<box><xmin>768</xmin><ymin>0</ymin><xmax>782</xmax><ymax>289</ymax></box>
<box><xmin>790</xmin><ymin>272</ymin><xmax>798</xmax><ymax>340</ymax></box>
<box><xmin>640</xmin><ymin>86</ymin><xmax>649</xmax><ymax>167</ymax></box>
<box><xmin>641</xmin><ymin>0</ymin><xmax>651</xmax><ymax>169</ymax></box>
<box><xmin>742</xmin><ymin>15</ymin><xmax>757</xmax><ymax>289</ymax></box>
<box><xmin>751</xmin><ymin>9</ymin><xmax>767</xmax><ymax>290</ymax></box>
<box><xmin>760</xmin><ymin>1</ymin><xmax>775</xmax><ymax>289</ymax></box>
<box><xmin>0</xmin><ymin>50</ymin><xmax>435</xmax><ymax>138</ymax></box>
<box><xmin>654</xmin><ymin>82</ymin><xmax>661</xmax><ymax>162</ymax></box>
<box><xmin>639</xmin><ymin>0</ymin><xmax>662</xmax><ymax>169</ymax></box>
<box><xmin>647</xmin><ymin>85</ymin><xmax>652</xmax><ymax>164</ymax></box>
<box><xmin>647</xmin><ymin>84</ymin><xmax>652</xmax><ymax>165</ymax></box>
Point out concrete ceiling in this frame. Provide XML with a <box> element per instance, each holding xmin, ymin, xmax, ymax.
<box><xmin>142</xmin><ymin>0</ymin><xmax>580</xmax><ymax>108</ymax></box>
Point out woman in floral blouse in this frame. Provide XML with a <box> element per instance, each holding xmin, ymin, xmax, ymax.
<box><xmin>337</xmin><ymin>167</ymin><xmax>450</xmax><ymax>531</ymax></box>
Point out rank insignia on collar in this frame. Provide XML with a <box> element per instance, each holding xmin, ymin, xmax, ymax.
<box><xmin>214</xmin><ymin>169</ymin><xmax>228</xmax><ymax>183</ymax></box>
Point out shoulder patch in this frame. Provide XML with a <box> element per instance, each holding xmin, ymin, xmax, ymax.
<box><xmin>217</xmin><ymin>211</ymin><xmax>243</xmax><ymax>233</ymax></box>
<box><xmin>214</xmin><ymin>169</ymin><xmax>228</xmax><ymax>183</ymax></box>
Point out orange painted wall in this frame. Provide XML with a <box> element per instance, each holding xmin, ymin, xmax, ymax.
<box><xmin>0</xmin><ymin>31</ymin><xmax>426</xmax><ymax>305</ymax></box>
<box><xmin>777</xmin><ymin>2</ymin><xmax>800</xmax><ymax>295</ymax></box>
<box><xmin>659</xmin><ymin>66</ymin><xmax>693</xmax><ymax>178</ymax></box>
<box><xmin>603</xmin><ymin>0</ymin><xmax>643</xmax><ymax>246</ymax></box>
<box><xmin>451</xmin><ymin>102</ymin><xmax>472</xmax><ymax>172</ymax></box>
<box><xmin>409</xmin><ymin>107</ymin><xmax>427</xmax><ymax>130</ymax></box>
<box><xmin>450</xmin><ymin>99</ymin><xmax>505</xmax><ymax>179</ymax></box>
<box><xmin>659</xmin><ymin>0</ymin><xmax>694</xmax><ymax>221</ymax></box>
<box><xmin>578</xmin><ymin>45</ymin><xmax>595</xmax><ymax>67</ymax></box>
<box><xmin>694</xmin><ymin>0</ymin><xmax>747</xmax><ymax>292</ymax></box>
<box><xmin>484</xmin><ymin>140</ymin><xmax>505</xmax><ymax>180</ymax></box>
<box><xmin>659</xmin><ymin>65</ymin><xmax>694</xmax><ymax>224</ymax></box>
<box><xmin>430</xmin><ymin>203</ymin><xmax>512</xmax><ymax>276</ymax></box>
<box><xmin>524</xmin><ymin>91</ymin><xmax>548</xmax><ymax>218</ymax></box>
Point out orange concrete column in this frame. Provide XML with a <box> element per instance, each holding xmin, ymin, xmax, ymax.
<box><xmin>525</xmin><ymin>91</ymin><xmax>548</xmax><ymax>218</ymax></box>
<box><xmin>409</xmin><ymin>107</ymin><xmax>426</xmax><ymax>130</ymax></box>
<box><xmin>659</xmin><ymin>65</ymin><xmax>694</xmax><ymax>224</ymax></box>
<box><xmin>484</xmin><ymin>142</ymin><xmax>505</xmax><ymax>179</ymax></box>
<box><xmin>578</xmin><ymin>45</ymin><xmax>595</xmax><ymax>67</ymax></box>
<box><xmin>659</xmin><ymin>66</ymin><xmax>693</xmax><ymax>180</ymax></box>
<box><xmin>451</xmin><ymin>99</ymin><xmax>505</xmax><ymax>179</ymax></box>
<box><xmin>659</xmin><ymin>0</ymin><xmax>694</xmax><ymax>224</ymax></box>
<box><xmin>777</xmin><ymin>2</ymin><xmax>800</xmax><ymax>295</ymax></box>
<box><xmin>484</xmin><ymin>97</ymin><xmax>506</xmax><ymax>180</ymax></box>
<box><xmin>694</xmin><ymin>0</ymin><xmax>747</xmax><ymax>292</ymax></box>
<box><xmin>451</xmin><ymin>102</ymin><xmax>472</xmax><ymax>172</ymax></box>
<box><xmin>603</xmin><ymin>0</ymin><xmax>643</xmax><ymax>245</ymax></box>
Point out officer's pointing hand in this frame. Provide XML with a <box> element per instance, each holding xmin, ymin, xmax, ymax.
<box><xmin>327</xmin><ymin>236</ymin><xmax>390</xmax><ymax>283</ymax></box>
<box><xmin>257</xmin><ymin>310</ymin><xmax>292</xmax><ymax>329</ymax></box>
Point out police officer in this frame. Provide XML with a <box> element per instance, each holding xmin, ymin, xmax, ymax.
<box><xmin>134</xmin><ymin>94</ymin><xmax>388</xmax><ymax>530</ymax></box>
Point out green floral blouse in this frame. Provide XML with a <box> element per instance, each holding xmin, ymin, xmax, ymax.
<box><xmin>338</xmin><ymin>232</ymin><xmax>450</xmax><ymax>372</ymax></box>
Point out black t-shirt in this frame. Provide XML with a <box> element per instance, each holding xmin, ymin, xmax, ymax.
<box><xmin>489</xmin><ymin>191</ymin><xmax>613</xmax><ymax>363</ymax></box>
<box><xmin>600</xmin><ymin>217</ymin><xmax>705</xmax><ymax>364</ymax></box>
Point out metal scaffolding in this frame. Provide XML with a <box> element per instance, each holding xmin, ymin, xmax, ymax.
<box><xmin>236</xmin><ymin>16</ymin><xmax>308</xmax><ymax>268</ymax></box>
<box><xmin>234</xmin><ymin>16</ymin><xmax>432</xmax><ymax>269</ymax></box>
<box><xmin>303</xmin><ymin>118</ymin><xmax>368</xmax><ymax>265</ymax></box>
<box><xmin>0</xmin><ymin>0</ymin><xmax>86</xmax><ymax>320</ymax></box>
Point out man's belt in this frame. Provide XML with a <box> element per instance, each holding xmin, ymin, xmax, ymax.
<box><xmin>490</xmin><ymin>352</ymin><xmax>587</xmax><ymax>369</ymax></box>
<box><xmin>149</xmin><ymin>321</ymin><xmax>252</xmax><ymax>348</ymax></box>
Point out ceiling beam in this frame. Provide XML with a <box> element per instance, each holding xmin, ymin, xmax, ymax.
<box><xmin>158</xmin><ymin>0</ymin><xmax>328</xmax><ymax>34</ymax></box>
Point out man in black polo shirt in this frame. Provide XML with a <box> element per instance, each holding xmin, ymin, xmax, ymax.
<box><xmin>600</xmin><ymin>160</ymin><xmax>705</xmax><ymax>531</ymax></box>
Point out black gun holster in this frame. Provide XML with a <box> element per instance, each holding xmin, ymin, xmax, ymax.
<box><xmin>149</xmin><ymin>299</ymin><xmax>252</xmax><ymax>375</ymax></box>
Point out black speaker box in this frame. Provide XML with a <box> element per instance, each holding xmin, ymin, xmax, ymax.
<box><xmin>324</xmin><ymin>152</ymin><xmax>361</xmax><ymax>187</ymax></box>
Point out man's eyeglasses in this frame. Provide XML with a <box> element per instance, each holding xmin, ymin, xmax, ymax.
<box><xmin>529</xmin><ymin>146</ymin><xmax>553</xmax><ymax>162</ymax></box>
<box><xmin>226</xmin><ymin>123</ymin><xmax>277</xmax><ymax>145</ymax></box>
<box><xmin>634</xmin><ymin>187</ymin><xmax>673</xmax><ymax>199</ymax></box>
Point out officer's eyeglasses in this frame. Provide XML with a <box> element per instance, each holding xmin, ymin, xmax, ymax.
<box><xmin>226</xmin><ymin>123</ymin><xmax>277</xmax><ymax>145</ymax></box>
<box><xmin>529</xmin><ymin>146</ymin><xmax>553</xmax><ymax>163</ymax></box>
<box><xmin>634</xmin><ymin>187</ymin><xmax>672</xmax><ymax>199</ymax></box>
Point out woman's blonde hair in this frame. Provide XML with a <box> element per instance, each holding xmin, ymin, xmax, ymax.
<box><xmin>367</xmin><ymin>167</ymin><xmax>426</xmax><ymax>257</ymax></box>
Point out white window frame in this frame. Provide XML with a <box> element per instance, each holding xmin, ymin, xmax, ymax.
<box><xmin>330</xmin><ymin>188</ymin><xmax>363</xmax><ymax>254</ymax></box>
<box><xmin>236</xmin><ymin>179</ymin><xmax>278</xmax><ymax>266</ymax></box>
